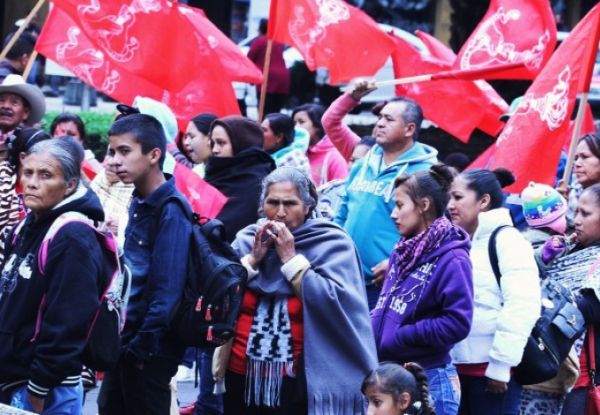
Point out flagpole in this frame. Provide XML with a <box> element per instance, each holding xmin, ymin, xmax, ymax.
<box><xmin>0</xmin><ymin>0</ymin><xmax>45</xmax><ymax>61</ymax></box>
<box><xmin>21</xmin><ymin>50</ymin><xmax>39</xmax><ymax>80</ymax></box>
<box><xmin>257</xmin><ymin>39</ymin><xmax>273</xmax><ymax>122</ymax></box>
<box><xmin>374</xmin><ymin>74</ymin><xmax>433</xmax><ymax>87</ymax></box>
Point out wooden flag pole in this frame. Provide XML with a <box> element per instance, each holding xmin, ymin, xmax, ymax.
<box><xmin>0</xmin><ymin>0</ymin><xmax>45</xmax><ymax>61</ymax></box>
<box><xmin>257</xmin><ymin>39</ymin><xmax>273</xmax><ymax>123</ymax></box>
<box><xmin>373</xmin><ymin>74</ymin><xmax>433</xmax><ymax>88</ymax></box>
<box><xmin>561</xmin><ymin>92</ymin><xmax>589</xmax><ymax>186</ymax></box>
<box><xmin>22</xmin><ymin>50</ymin><xmax>39</xmax><ymax>80</ymax></box>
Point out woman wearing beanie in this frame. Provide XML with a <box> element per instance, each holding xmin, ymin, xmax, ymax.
<box><xmin>518</xmin><ymin>182</ymin><xmax>577</xmax><ymax>415</ymax></box>
<box><xmin>447</xmin><ymin>168</ymin><xmax>541</xmax><ymax>415</ymax></box>
<box><xmin>371</xmin><ymin>164</ymin><xmax>474</xmax><ymax>415</ymax></box>
<box><xmin>205</xmin><ymin>115</ymin><xmax>275</xmax><ymax>242</ymax></box>
<box><xmin>183</xmin><ymin>113</ymin><xmax>218</xmax><ymax>177</ymax></box>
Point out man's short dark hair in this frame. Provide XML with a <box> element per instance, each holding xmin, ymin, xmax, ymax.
<box><xmin>3</xmin><ymin>31</ymin><xmax>35</xmax><ymax>60</ymax></box>
<box><xmin>108</xmin><ymin>113</ymin><xmax>166</xmax><ymax>167</ymax></box>
<box><xmin>390</xmin><ymin>96</ymin><xmax>423</xmax><ymax>140</ymax></box>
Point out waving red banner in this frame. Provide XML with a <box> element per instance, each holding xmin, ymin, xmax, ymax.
<box><xmin>37</xmin><ymin>1</ymin><xmax>244</xmax><ymax>119</ymax></box>
<box><xmin>455</xmin><ymin>0</ymin><xmax>556</xmax><ymax>80</ymax></box>
<box><xmin>392</xmin><ymin>33</ymin><xmax>508</xmax><ymax>142</ymax></box>
<box><xmin>482</xmin><ymin>3</ymin><xmax>600</xmax><ymax>193</ymax></box>
<box><xmin>267</xmin><ymin>0</ymin><xmax>395</xmax><ymax>84</ymax></box>
<box><xmin>415</xmin><ymin>30</ymin><xmax>508</xmax><ymax>137</ymax></box>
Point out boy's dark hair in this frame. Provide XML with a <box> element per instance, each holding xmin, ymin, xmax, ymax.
<box><xmin>108</xmin><ymin>113</ymin><xmax>166</xmax><ymax>167</ymax></box>
<box><xmin>3</xmin><ymin>31</ymin><xmax>35</xmax><ymax>60</ymax></box>
<box><xmin>264</xmin><ymin>113</ymin><xmax>295</xmax><ymax>148</ymax></box>
<box><xmin>361</xmin><ymin>362</ymin><xmax>435</xmax><ymax>415</ymax></box>
<box><xmin>394</xmin><ymin>163</ymin><xmax>456</xmax><ymax>222</ymax></box>
<box><xmin>50</xmin><ymin>112</ymin><xmax>87</xmax><ymax>143</ymax></box>
<box><xmin>460</xmin><ymin>167</ymin><xmax>515</xmax><ymax>210</ymax></box>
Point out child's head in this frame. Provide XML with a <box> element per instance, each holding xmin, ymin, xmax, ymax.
<box><xmin>361</xmin><ymin>362</ymin><xmax>434</xmax><ymax>415</ymax></box>
<box><xmin>107</xmin><ymin>113</ymin><xmax>166</xmax><ymax>185</ymax></box>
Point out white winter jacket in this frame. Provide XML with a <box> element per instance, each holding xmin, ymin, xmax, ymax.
<box><xmin>451</xmin><ymin>208</ymin><xmax>541</xmax><ymax>383</ymax></box>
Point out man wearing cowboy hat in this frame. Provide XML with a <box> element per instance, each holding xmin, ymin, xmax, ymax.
<box><xmin>0</xmin><ymin>74</ymin><xmax>46</xmax><ymax>140</ymax></box>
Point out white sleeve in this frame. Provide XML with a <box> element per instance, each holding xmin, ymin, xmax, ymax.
<box><xmin>486</xmin><ymin>228</ymin><xmax>541</xmax><ymax>382</ymax></box>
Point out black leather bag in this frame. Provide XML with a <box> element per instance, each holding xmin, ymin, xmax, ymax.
<box><xmin>489</xmin><ymin>226</ymin><xmax>586</xmax><ymax>385</ymax></box>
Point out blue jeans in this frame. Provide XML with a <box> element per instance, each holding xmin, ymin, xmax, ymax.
<box><xmin>7</xmin><ymin>382</ymin><xmax>83</xmax><ymax>415</ymax></box>
<box><xmin>195</xmin><ymin>348</ymin><xmax>223</xmax><ymax>415</ymax></box>
<box><xmin>459</xmin><ymin>375</ymin><xmax>522</xmax><ymax>415</ymax></box>
<box><xmin>426</xmin><ymin>364</ymin><xmax>461</xmax><ymax>415</ymax></box>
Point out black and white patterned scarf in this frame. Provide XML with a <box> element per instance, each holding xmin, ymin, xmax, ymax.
<box><xmin>245</xmin><ymin>296</ymin><xmax>294</xmax><ymax>407</ymax></box>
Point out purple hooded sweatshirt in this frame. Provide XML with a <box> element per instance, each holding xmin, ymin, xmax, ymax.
<box><xmin>371</xmin><ymin>228</ymin><xmax>474</xmax><ymax>369</ymax></box>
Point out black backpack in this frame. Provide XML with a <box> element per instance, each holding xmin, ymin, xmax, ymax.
<box><xmin>154</xmin><ymin>197</ymin><xmax>247</xmax><ymax>347</ymax></box>
<box><xmin>16</xmin><ymin>212</ymin><xmax>131</xmax><ymax>371</ymax></box>
<box><xmin>488</xmin><ymin>226</ymin><xmax>585</xmax><ymax>385</ymax></box>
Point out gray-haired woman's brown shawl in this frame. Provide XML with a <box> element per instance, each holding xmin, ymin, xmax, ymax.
<box><xmin>233</xmin><ymin>218</ymin><xmax>377</xmax><ymax>415</ymax></box>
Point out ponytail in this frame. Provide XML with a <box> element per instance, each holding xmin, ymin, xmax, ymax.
<box><xmin>403</xmin><ymin>362</ymin><xmax>435</xmax><ymax>415</ymax></box>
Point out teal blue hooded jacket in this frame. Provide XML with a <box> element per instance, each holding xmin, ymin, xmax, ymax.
<box><xmin>335</xmin><ymin>142</ymin><xmax>438</xmax><ymax>283</ymax></box>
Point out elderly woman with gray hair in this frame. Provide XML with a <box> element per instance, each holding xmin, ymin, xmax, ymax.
<box><xmin>216</xmin><ymin>167</ymin><xmax>377</xmax><ymax>415</ymax></box>
<box><xmin>0</xmin><ymin>137</ymin><xmax>106</xmax><ymax>414</ymax></box>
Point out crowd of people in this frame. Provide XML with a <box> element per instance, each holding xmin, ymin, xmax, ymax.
<box><xmin>0</xmin><ymin>28</ymin><xmax>600</xmax><ymax>415</ymax></box>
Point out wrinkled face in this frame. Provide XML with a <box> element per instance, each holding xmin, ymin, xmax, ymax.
<box><xmin>293</xmin><ymin>111</ymin><xmax>318</xmax><ymax>145</ymax></box>
<box><xmin>53</xmin><ymin>121</ymin><xmax>83</xmax><ymax>145</ymax></box>
<box><xmin>107</xmin><ymin>133</ymin><xmax>158</xmax><ymax>185</ymax></box>
<box><xmin>0</xmin><ymin>93</ymin><xmax>30</xmax><ymax>132</ymax></box>
<box><xmin>574</xmin><ymin>140</ymin><xmax>600</xmax><ymax>188</ymax></box>
<box><xmin>210</xmin><ymin>125</ymin><xmax>234</xmax><ymax>157</ymax></box>
<box><xmin>184</xmin><ymin>122</ymin><xmax>211</xmax><ymax>164</ymax></box>
<box><xmin>373</xmin><ymin>101</ymin><xmax>413</xmax><ymax>149</ymax></box>
<box><xmin>261</xmin><ymin>119</ymin><xmax>282</xmax><ymax>152</ymax></box>
<box><xmin>21</xmin><ymin>152</ymin><xmax>75</xmax><ymax>217</ymax></box>
<box><xmin>262</xmin><ymin>181</ymin><xmax>309</xmax><ymax>232</ymax></box>
<box><xmin>390</xmin><ymin>185</ymin><xmax>427</xmax><ymax>239</ymax></box>
<box><xmin>350</xmin><ymin>144</ymin><xmax>371</xmax><ymax>168</ymax></box>
<box><xmin>574</xmin><ymin>191</ymin><xmax>600</xmax><ymax>247</ymax></box>
<box><xmin>448</xmin><ymin>175</ymin><xmax>486</xmax><ymax>236</ymax></box>
<box><xmin>364</xmin><ymin>387</ymin><xmax>406</xmax><ymax>415</ymax></box>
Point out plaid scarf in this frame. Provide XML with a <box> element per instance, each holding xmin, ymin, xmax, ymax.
<box><xmin>245</xmin><ymin>296</ymin><xmax>294</xmax><ymax>407</ymax></box>
<box><xmin>388</xmin><ymin>216</ymin><xmax>457</xmax><ymax>284</ymax></box>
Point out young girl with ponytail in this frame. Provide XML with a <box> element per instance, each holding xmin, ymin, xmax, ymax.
<box><xmin>371</xmin><ymin>164</ymin><xmax>474</xmax><ymax>415</ymax></box>
<box><xmin>362</xmin><ymin>362</ymin><xmax>436</xmax><ymax>415</ymax></box>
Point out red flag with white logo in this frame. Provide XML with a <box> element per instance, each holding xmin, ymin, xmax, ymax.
<box><xmin>267</xmin><ymin>0</ymin><xmax>395</xmax><ymax>84</ymax></box>
<box><xmin>36</xmin><ymin>1</ymin><xmax>242</xmax><ymax>119</ymax></box>
<box><xmin>173</xmin><ymin>163</ymin><xmax>227</xmax><ymax>219</ymax></box>
<box><xmin>483</xmin><ymin>3</ymin><xmax>600</xmax><ymax>193</ymax></box>
<box><xmin>415</xmin><ymin>30</ymin><xmax>508</xmax><ymax>137</ymax></box>
<box><xmin>391</xmin><ymin>34</ymin><xmax>507</xmax><ymax>142</ymax></box>
<box><xmin>454</xmin><ymin>0</ymin><xmax>557</xmax><ymax>80</ymax></box>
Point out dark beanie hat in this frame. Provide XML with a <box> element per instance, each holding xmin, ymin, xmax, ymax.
<box><xmin>211</xmin><ymin>115</ymin><xmax>264</xmax><ymax>156</ymax></box>
<box><xmin>191</xmin><ymin>113</ymin><xmax>218</xmax><ymax>136</ymax></box>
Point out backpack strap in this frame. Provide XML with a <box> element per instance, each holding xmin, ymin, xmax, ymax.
<box><xmin>150</xmin><ymin>195</ymin><xmax>193</xmax><ymax>245</ymax></box>
<box><xmin>487</xmin><ymin>225</ymin><xmax>512</xmax><ymax>286</ymax></box>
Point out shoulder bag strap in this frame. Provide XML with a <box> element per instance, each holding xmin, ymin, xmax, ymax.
<box><xmin>487</xmin><ymin>225</ymin><xmax>512</xmax><ymax>286</ymax></box>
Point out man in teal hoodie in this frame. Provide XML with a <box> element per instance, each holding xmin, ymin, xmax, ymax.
<box><xmin>334</xmin><ymin>87</ymin><xmax>437</xmax><ymax>309</ymax></box>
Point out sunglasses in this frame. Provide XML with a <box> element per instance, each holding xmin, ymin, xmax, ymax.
<box><xmin>115</xmin><ymin>104</ymin><xmax>140</xmax><ymax>120</ymax></box>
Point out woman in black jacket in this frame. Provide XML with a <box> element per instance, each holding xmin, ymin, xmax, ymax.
<box><xmin>205</xmin><ymin>116</ymin><xmax>275</xmax><ymax>242</ymax></box>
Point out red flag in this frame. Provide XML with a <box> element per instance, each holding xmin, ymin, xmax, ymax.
<box><xmin>173</xmin><ymin>163</ymin><xmax>228</xmax><ymax>219</ymax></box>
<box><xmin>177</xmin><ymin>4</ymin><xmax>263</xmax><ymax>85</ymax></box>
<box><xmin>37</xmin><ymin>2</ymin><xmax>241</xmax><ymax>119</ymax></box>
<box><xmin>415</xmin><ymin>30</ymin><xmax>508</xmax><ymax>137</ymax></box>
<box><xmin>391</xmin><ymin>34</ymin><xmax>505</xmax><ymax>142</ymax></box>
<box><xmin>455</xmin><ymin>0</ymin><xmax>556</xmax><ymax>80</ymax></box>
<box><xmin>267</xmin><ymin>0</ymin><xmax>395</xmax><ymax>84</ymax></box>
<box><xmin>484</xmin><ymin>4</ymin><xmax>600</xmax><ymax>193</ymax></box>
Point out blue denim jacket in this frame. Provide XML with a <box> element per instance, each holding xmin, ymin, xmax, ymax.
<box><xmin>122</xmin><ymin>178</ymin><xmax>191</xmax><ymax>360</ymax></box>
